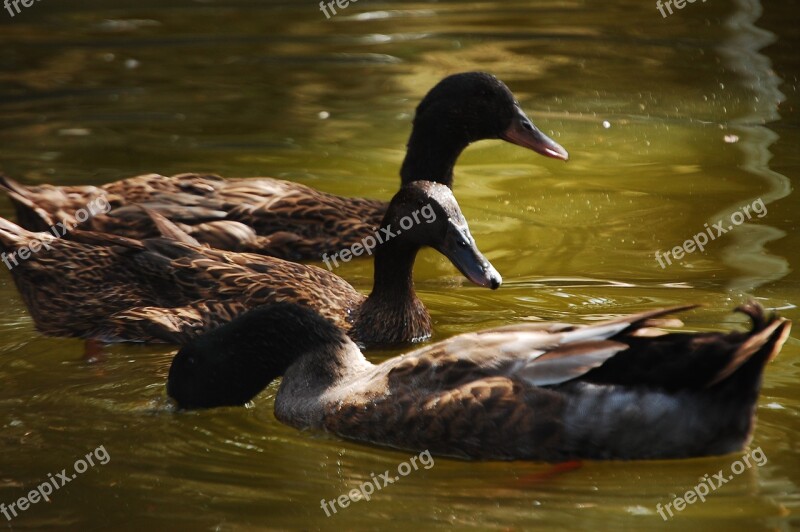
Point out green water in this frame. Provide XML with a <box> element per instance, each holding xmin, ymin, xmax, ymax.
<box><xmin>0</xmin><ymin>0</ymin><xmax>798</xmax><ymax>530</ymax></box>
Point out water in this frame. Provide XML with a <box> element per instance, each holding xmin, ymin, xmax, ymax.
<box><xmin>0</xmin><ymin>0</ymin><xmax>798</xmax><ymax>529</ymax></box>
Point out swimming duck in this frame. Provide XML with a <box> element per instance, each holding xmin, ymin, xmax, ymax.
<box><xmin>167</xmin><ymin>301</ymin><xmax>790</xmax><ymax>461</ymax></box>
<box><xmin>0</xmin><ymin>181</ymin><xmax>500</xmax><ymax>345</ymax></box>
<box><xmin>0</xmin><ymin>72</ymin><xmax>568</xmax><ymax>261</ymax></box>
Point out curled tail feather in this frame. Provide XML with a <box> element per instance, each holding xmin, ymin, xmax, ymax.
<box><xmin>708</xmin><ymin>301</ymin><xmax>792</xmax><ymax>386</ymax></box>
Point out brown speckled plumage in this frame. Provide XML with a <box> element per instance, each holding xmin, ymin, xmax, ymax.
<box><xmin>0</xmin><ymin>73</ymin><xmax>569</xmax><ymax>260</ymax></box>
<box><xmin>0</xmin><ymin>182</ymin><xmax>500</xmax><ymax>345</ymax></box>
<box><xmin>168</xmin><ymin>302</ymin><xmax>791</xmax><ymax>461</ymax></box>
<box><xmin>0</xmin><ymin>173</ymin><xmax>386</xmax><ymax>261</ymax></box>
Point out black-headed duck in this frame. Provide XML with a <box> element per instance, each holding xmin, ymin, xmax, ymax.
<box><xmin>0</xmin><ymin>72</ymin><xmax>567</xmax><ymax>261</ymax></box>
<box><xmin>0</xmin><ymin>181</ymin><xmax>500</xmax><ymax>345</ymax></box>
<box><xmin>167</xmin><ymin>301</ymin><xmax>790</xmax><ymax>461</ymax></box>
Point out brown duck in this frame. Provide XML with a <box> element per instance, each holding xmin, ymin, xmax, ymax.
<box><xmin>0</xmin><ymin>181</ymin><xmax>500</xmax><ymax>345</ymax></box>
<box><xmin>167</xmin><ymin>301</ymin><xmax>791</xmax><ymax>461</ymax></box>
<box><xmin>0</xmin><ymin>72</ymin><xmax>568</xmax><ymax>261</ymax></box>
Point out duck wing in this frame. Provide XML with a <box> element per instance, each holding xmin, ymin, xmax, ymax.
<box><xmin>385</xmin><ymin>305</ymin><xmax>699</xmax><ymax>390</ymax></box>
<box><xmin>0</xmin><ymin>219</ymin><xmax>193</xmax><ymax>338</ymax></box>
<box><xmin>104</xmin><ymin>203</ymin><xmax>307</xmax><ymax>258</ymax></box>
<box><xmin>0</xmin><ymin>215</ymin><xmax>361</xmax><ymax>342</ymax></box>
<box><xmin>2</xmin><ymin>173</ymin><xmax>388</xmax><ymax>259</ymax></box>
<box><xmin>330</xmin><ymin>304</ymin><xmax>789</xmax><ymax>460</ymax></box>
<box><xmin>581</xmin><ymin>301</ymin><xmax>791</xmax><ymax>390</ymax></box>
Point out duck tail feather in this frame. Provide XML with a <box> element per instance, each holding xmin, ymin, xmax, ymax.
<box><xmin>0</xmin><ymin>174</ymin><xmax>39</xmax><ymax>205</ymax></box>
<box><xmin>0</xmin><ymin>173</ymin><xmax>27</xmax><ymax>196</ymax></box>
<box><xmin>0</xmin><ymin>216</ymin><xmax>37</xmax><ymax>249</ymax></box>
<box><xmin>554</xmin><ymin>305</ymin><xmax>699</xmax><ymax>345</ymax></box>
<box><xmin>708</xmin><ymin>302</ymin><xmax>792</xmax><ymax>387</ymax></box>
<box><xmin>0</xmin><ymin>174</ymin><xmax>56</xmax><ymax>230</ymax></box>
<box><xmin>600</xmin><ymin>304</ymin><xmax>700</xmax><ymax>336</ymax></box>
<box><xmin>66</xmin><ymin>229</ymin><xmax>146</xmax><ymax>250</ymax></box>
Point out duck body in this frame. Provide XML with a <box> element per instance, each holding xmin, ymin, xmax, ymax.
<box><xmin>0</xmin><ymin>181</ymin><xmax>500</xmax><ymax>345</ymax></box>
<box><xmin>168</xmin><ymin>302</ymin><xmax>791</xmax><ymax>461</ymax></box>
<box><xmin>0</xmin><ymin>72</ymin><xmax>568</xmax><ymax>261</ymax></box>
<box><xmin>1</xmin><ymin>173</ymin><xmax>387</xmax><ymax>261</ymax></box>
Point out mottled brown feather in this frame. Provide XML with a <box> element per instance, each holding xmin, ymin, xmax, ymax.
<box><xmin>1</xmin><ymin>173</ymin><xmax>386</xmax><ymax>260</ymax></box>
<box><xmin>0</xmin><ymin>193</ymin><xmax>448</xmax><ymax>345</ymax></box>
<box><xmin>266</xmin><ymin>303</ymin><xmax>790</xmax><ymax>460</ymax></box>
<box><xmin>0</xmin><ymin>218</ymin><xmax>359</xmax><ymax>343</ymax></box>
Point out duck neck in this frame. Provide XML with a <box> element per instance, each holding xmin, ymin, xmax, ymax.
<box><xmin>400</xmin><ymin>117</ymin><xmax>471</xmax><ymax>187</ymax></box>
<box><xmin>352</xmin><ymin>239</ymin><xmax>431</xmax><ymax>345</ymax></box>
<box><xmin>275</xmin><ymin>340</ymin><xmax>372</xmax><ymax>429</ymax></box>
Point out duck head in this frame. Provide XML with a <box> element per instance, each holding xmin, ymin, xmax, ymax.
<box><xmin>376</xmin><ymin>180</ymin><xmax>502</xmax><ymax>290</ymax></box>
<box><xmin>400</xmin><ymin>72</ymin><xmax>568</xmax><ymax>185</ymax></box>
<box><xmin>167</xmin><ymin>302</ymin><xmax>350</xmax><ymax>409</ymax></box>
<box><xmin>351</xmin><ymin>181</ymin><xmax>501</xmax><ymax>345</ymax></box>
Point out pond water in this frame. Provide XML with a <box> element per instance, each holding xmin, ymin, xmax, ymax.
<box><xmin>0</xmin><ymin>0</ymin><xmax>798</xmax><ymax>530</ymax></box>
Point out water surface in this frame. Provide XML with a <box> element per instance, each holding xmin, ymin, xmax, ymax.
<box><xmin>0</xmin><ymin>0</ymin><xmax>798</xmax><ymax>530</ymax></box>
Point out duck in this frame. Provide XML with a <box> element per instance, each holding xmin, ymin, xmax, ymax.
<box><xmin>0</xmin><ymin>72</ymin><xmax>568</xmax><ymax>261</ymax></box>
<box><xmin>0</xmin><ymin>181</ymin><xmax>501</xmax><ymax>345</ymax></box>
<box><xmin>167</xmin><ymin>301</ymin><xmax>791</xmax><ymax>461</ymax></box>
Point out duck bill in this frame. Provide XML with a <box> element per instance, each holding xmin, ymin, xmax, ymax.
<box><xmin>437</xmin><ymin>227</ymin><xmax>502</xmax><ymax>290</ymax></box>
<box><xmin>500</xmin><ymin>106</ymin><xmax>569</xmax><ymax>161</ymax></box>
